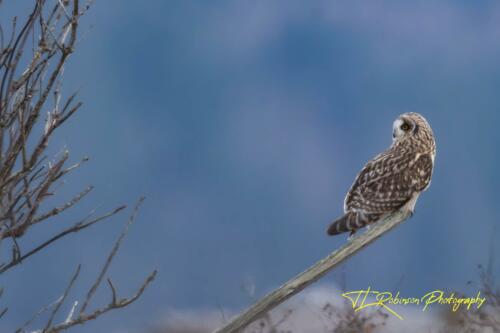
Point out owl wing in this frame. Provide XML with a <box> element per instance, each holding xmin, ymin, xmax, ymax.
<box><xmin>344</xmin><ymin>151</ymin><xmax>433</xmax><ymax>214</ymax></box>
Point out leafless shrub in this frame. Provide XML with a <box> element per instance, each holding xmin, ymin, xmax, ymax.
<box><xmin>321</xmin><ymin>299</ymin><xmax>388</xmax><ymax>333</ymax></box>
<box><xmin>440</xmin><ymin>262</ymin><xmax>500</xmax><ymax>333</ymax></box>
<box><xmin>0</xmin><ymin>0</ymin><xmax>155</xmax><ymax>331</ymax></box>
<box><xmin>243</xmin><ymin>309</ymin><xmax>294</xmax><ymax>333</ymax></box>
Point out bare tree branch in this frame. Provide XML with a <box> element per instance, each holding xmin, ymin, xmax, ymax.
<box><xmin>39</xmin><ymin>198</ymin><xmax>156</xmax><ymax>333</ymax></box>
<box><xmin>44</xmin><ymin>270</ymin><xmax>157</xmax><ymax>333</ymax></box>
<box><xmin>0</xmin><ymin>205</ymin><xmax>126</xmax><ymax>274</ymax></box>
<box><xmin>0</xmin><ymin>1</ymin><xmax>156</xmax><ymax>331</ymax></box>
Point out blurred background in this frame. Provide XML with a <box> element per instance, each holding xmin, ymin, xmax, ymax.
<box><xmin>1</xmin><ymin>0</ymin><xmax>499</xmax><ymax>332</ymax></box>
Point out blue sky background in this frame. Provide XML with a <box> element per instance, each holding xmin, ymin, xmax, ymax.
<box><xmin>1</xmin><ymin>1</ymin><xmax>499</xmax><ymax>332</ymax></box>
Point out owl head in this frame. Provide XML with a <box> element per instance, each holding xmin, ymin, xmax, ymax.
<box><xmin>392</xmin><ymin>112</ymin><xmax>432</xmax><ymax>142</ymax></box>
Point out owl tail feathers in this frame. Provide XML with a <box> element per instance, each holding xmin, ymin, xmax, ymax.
<box><xmin>327</xmin><ymin>212</ymin><xmax>368</xmax><ymax>236</ymax></box>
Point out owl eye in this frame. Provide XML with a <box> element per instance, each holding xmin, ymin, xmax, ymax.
<box><xmin>400</xmin><ymin>123</ymin><xmax>411</xmax><ymax>131</ymax></box>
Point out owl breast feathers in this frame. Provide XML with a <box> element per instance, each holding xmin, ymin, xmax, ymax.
<box><xmin>327</xmin><ymin>112</ymin><xmax>436</xmax><ymax>236</ymax></box>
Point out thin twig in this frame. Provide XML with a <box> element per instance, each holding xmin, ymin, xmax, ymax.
<box><xmin>31</xmin><ymin>185</ymin><xmax>93</xmax><ymax>224</ymax></box>
<box><xmin>44</xmin><ymin>264</ymin><xmax>82</xmax><ymax>330</ymax></box>
<box><xmin>80</xmin><ymin>197</ymin><xmax>144</xmax><ymax>314</ymax></box>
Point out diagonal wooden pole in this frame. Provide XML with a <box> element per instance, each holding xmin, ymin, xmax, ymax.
<box><xmin>213</xmin><ymin>210</ymin><xmax>411</xmax><ymax>333</ymax></box>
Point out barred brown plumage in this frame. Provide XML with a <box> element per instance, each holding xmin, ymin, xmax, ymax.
<box><xmin>327</xmin><ymin>112</ymin><xmax>436</xmax><ymax>236</ymax></box>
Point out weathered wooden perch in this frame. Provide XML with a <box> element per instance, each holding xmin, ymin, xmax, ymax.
<box><xmin>212</xmin><ymin>210</ymin><xmax>411</xmax><ymax>333</ymax></box>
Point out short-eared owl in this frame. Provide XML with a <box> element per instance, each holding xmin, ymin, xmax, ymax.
<box><xmin>327</xmin><ymin>112</ymin><xmax>436</xmax><ymax>236</ymax></box>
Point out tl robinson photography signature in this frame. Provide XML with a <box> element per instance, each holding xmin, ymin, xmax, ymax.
<box><xmin>342</xmin><ymin>286</ymin><xmax>486</xmax><ymax>320</ymax></box>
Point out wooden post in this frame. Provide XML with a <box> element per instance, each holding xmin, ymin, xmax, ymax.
<box><xmin>213</xmin><ymin>210</ymin><xmax>411</xmax><ymax>333</ymax></box>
